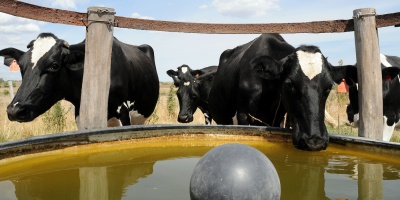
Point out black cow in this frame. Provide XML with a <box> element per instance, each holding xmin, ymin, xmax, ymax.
<box><xmin>209</xmin><ymin>34</ymin><xmax>357</xmax><ymax>151</ymax></box>
<box><xmin>1</xmin><ymin>32</ymin><xmax>159</xmax><ymax>127</ymax></box>
<box><xmin>167</xmin><ymin>64</ymin><xmax>217</xmax><ymax>124</ymax></box>
<box><xmin>346</xmin><ymin>54</ymin><xmax>400</xmax><ymax>141</ymax></box>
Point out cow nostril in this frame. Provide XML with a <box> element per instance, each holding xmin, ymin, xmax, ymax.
<box><xmin>178</xmin><ymin>115</ymin><xmax>189</xmax><ymax>121</ymax></box>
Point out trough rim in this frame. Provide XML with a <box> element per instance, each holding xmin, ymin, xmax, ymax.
<box><xmin>0</xmin><ymin>125</ymin><xmax>399</xmax><ymax>159</ymax></box>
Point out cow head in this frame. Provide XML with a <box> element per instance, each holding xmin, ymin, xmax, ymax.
<box><xmin>0</xmin><ymin>33</ymin><xmax>84</xmax><ymax>122</ymax></box>
<box><xmin>252</xmin><ymin>45</ymin><xmax>357</xmax><ymax>151</ymax></box>
<box><xmin>167</xmin><ymin>65</ymin><xmax>205</xmax><ymax>123</ymax></box>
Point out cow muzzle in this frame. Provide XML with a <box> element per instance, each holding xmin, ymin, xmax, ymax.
<box><xmin>178</xmin><ymin>114</ymin><xmax>193</xmax><ymax>123</ymax></box>
<box><xmin>294</xmin><ymin>133</ymin><xmax>329</xmax><ymax>151</ymax></box>
<box><xmin>7</xmin><ymin>103</ymin><xmax>37</xmax><ymax>122</ymax></box>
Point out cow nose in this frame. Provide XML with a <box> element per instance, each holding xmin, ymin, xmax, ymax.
<box><xmin>7</xmin><ymin>103</ymin><xmax>34</xmax><ymax>122</ymax></box>
<box><xmin>178</xmin><ymin>114</ymin><xmax>189</xmax><ymax>123</ymax></box>
<box><xmin>178</xmin><ymin>114</ymin><xmax>194</xmax><ymax>123</ymax></box>
<box><xmin>299</xmin><ymin>134</ymin><xmax>328</xmax><ymax>151</ymax></box>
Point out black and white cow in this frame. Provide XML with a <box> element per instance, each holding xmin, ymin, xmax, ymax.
<box><xmin>1</xmin><ymin>32</ymin><xmax>159</xmax><ymax>126</ymax></box>
<box><xmin>346</xmin><ymin>54</ymin><xmax>400</xmax><ymax>141</ymax></box>
<box><xmin>209</xmin><ymin>34</ymin><xmax>357</xmax><ymax>151</ymax></box>
<box><xmin>167</xmin><ymin>64</ymin><xmax>217</xmax><ymax>124</ymax></box>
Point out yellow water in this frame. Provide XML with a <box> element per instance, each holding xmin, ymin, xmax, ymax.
<box><xmin>0</xmin><ymin>136</ymin><xmax>399</xmax><ymax>200</ymax></box>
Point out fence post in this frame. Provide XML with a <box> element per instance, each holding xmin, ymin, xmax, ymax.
<box><xmin>79</xmin><ymin>7</ymin><xmax>115</xmax><ymax>130</ymax></box>
<box><xmin>353</xmin><ymin>8</ymin><xmax>383</xmax><ymax>140</ymax></box>
<box><xmin>8</xmin><ymin>80</ymin><xmax>14</xmax><ymax>100</ymax></box>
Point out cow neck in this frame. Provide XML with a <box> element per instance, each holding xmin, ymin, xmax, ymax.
<box><xmin>63</xmin><ymin>68</ymin><xmax>83</xmax><ymax>108</ymax></box>
<box><xmin>247</xmin><ymin>94</ymin><xmax>282</xmax><ymax>127</ymax></box>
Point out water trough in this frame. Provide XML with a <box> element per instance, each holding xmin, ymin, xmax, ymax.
<box><xmin>0</xmin><ymin>125</ymin><xmax>399</xmax><ymax>199</ymax></box>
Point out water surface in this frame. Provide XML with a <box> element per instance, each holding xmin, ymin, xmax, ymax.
<box><xmin>0</xmin><ymin>137</ymin><xmax>399</xmax><ymax>200</ymax></box>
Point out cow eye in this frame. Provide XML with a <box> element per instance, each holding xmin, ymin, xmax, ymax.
<box><xmin>48</xmin><ymin>63</ymin><xmax>61</xmax><ymax>72</ymax></box>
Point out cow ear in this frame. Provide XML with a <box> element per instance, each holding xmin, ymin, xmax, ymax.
<box><xmin>191</xmin><ymin>70</ymin><xmax>204</xmax><ymax>78</ymax></box>
<box><xmin>251</xmin><ymin>55</ymin><xmax>283</xmax><ymax>80</ymax></box>
<box><xmin>195</xmin><ymin>72</ymin><xmax>214</xmax><ymax>85</ymax></box>
<box><xmin>27</xmin><ymin>40</ymin><xmax>34</xmax><ymax>49</ymax></box>
<box><xmin>0</xmin><ymin>48</ymin><xmax>25</xmax><ymax>63</ymax></box>
<box><xmin>329</xmin><ymin>65</ymin><xmax>358</xmax><ymax>84</ymax></box>
<box><xmin>167</xmin><ymin>70</ymin><xmax>180</xmax><ymax>87</ymax></box>
<box><xmin>64</xmin><ymin>50</ymin><xmax>84</xmax><ymax>70</ymax></box>
<box><xmin>382</xmin><ymin>66</ymin><xmax>400</xmax><ymax>80</ymax></box>
<box><xmin>167</xmin><ymin>69</ymin><xmax>177</xmax><ymax>77</ymax></box>
<box><xmin>0</xmin><ymin>48</ymin><xmax>25</xmax><ymax>76</ymax></box>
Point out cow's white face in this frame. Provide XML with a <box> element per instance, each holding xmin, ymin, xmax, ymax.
<box><xmin>297</xmin><ymin>50</ymin><xmax>323</xmax><ymax>80</ymax></box>
<box><xmin>31</xmin><ymin>36</ymin><xmax>57</xmax><ymax>69</ymax></box>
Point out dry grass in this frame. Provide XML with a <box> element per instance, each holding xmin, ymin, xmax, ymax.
<box><xmin>0</xmin><ymin>83</ymin><xmax>399</xmax><ymax>143</ymax></box>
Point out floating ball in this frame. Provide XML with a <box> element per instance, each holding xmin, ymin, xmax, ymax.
<box><xmin>190</xmin><ymin>143</ymin><xmax>280</xmax><ymax>200</ymax></box>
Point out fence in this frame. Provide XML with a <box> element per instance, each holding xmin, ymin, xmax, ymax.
<box><xmin>1</xmin><ymin>0</ymin><xmax>400</xmax><ymax>139</ymax></box>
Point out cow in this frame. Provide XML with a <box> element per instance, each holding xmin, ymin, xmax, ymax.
<box><xmin>167</xmin><ymin>64</ymin><xmax>217</xmax><ymax>124</ymax></box>
<box><xmin>346</xmin><ymin>54</ymin><xmax>400</xmax><ymax>142</ymax></box>
<box><xmin>208</xmin><ymin>33</ymin><xmax>357</xmax><ymax>151</ymax></box>
<box><xmin>0</xmin><ymin>32</ymin><xmax>159</xmax><ymax>127</ymax></box>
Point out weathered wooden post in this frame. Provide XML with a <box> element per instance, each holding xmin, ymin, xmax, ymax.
<box><xmin>358</xmin><ymin>163</ymin><xmax>383</xmax><ymax>199</ymax></box>
<box><xmin>8</xmin><ymin>80</ymin><xmax>14</xmax><ymax>100</ymax></box>
<box><xmin>79</xmin><ymin>7</ymin><xmax>115</xmax><ymax>130</ymax></box>
<box><xmin>353</xmin><ymin>8</ymin><xmax>383</xmax><ymax>140</ymax></box>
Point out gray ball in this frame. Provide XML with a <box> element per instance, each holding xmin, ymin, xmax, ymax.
<box><xmin>190</xmin><ymin>143</ymin><xmax>280</xmax><ymax>200</ymax></box>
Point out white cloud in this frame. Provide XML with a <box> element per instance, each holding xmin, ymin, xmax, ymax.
<box><xmin>21</xmin><ymin>0</ymin><xmax>89</xmax><ymax>10</ymax></box>
<box><xmin>199</xmin><ymin>4</ymin><xmax>208</xmax><ymax>9</ymax></box>
<box><xmin>0</xmin><ymin>24</ymin><xmax>40</xmax><ymax>33</ymax></box>
<box><xmin>131</xmin><ymin>13</ymin><xmax>154</xmax><ymax>20</ymax></box>
<box><xmin>51</xmin><ymin>0</ymin><xmax>77</xmax><ymax>9</ymax></box>
<box><xmin>0</xmin><ymin>13</ymin><xmax>41</xmax><ymax>34</ymax></box>
<box><xmin>212</xmin><ymin>0</ymin><xmax>279</xmax><ymax>18</ymax></box>
<box><xmin>0</xmin><ymin>13</ymin><xmax>37</xmax><ymax>25</ymax></box>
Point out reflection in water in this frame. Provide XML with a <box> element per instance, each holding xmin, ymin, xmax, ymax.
<box><xmin>358</xmin><ymin>163</ymin><xmax>383</xmax><ymax>200</ymax></box>
<box><xmin>0</xmin><ymin>140</ymin><xmax>400</xmax><ymax>200</ymax></box>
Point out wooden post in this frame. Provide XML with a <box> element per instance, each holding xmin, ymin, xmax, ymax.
<box><xmin>79</xmin><ymin>167</ymin><xmax>109</xmax><ymax>200</ymax></box>
<box><xmin>79</xmin><ymin>7</ymin><xmax>115</xmax><ymax>130</ymax></box>
<box><xmin>358</xmin><ymin>163</ymin><xmax>383</xmax><ymax>199</ymax></box>
<box><xmin>8</xmin><ymin>80</ymin><xmax>14</xmax><ymax>100</ymax></box>
<box><xmin>353</xmin><ymin>8</ymin><xmax>383</xmax><ymax>140</ymax></box>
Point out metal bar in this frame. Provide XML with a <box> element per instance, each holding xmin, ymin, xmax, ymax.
<box><xmin>1</xmin><ymin>0</ymin><xmax>399</xmax><ymax>34</ymax></box>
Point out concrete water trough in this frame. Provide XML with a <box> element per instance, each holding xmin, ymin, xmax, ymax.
<box><xmin>0</xmin><ymin>125</ymin><xmax>399</xmax><ymax>199</ymax></box>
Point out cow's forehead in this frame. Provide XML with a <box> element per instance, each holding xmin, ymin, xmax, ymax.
<box><xmin>31</xmin><ymin>36</ymin><xmax>57</xmax><ymax>69</ymax></box>
<box><xmin>181</xmin><ymin>66</ymin><xmax>189</xmax><ymax>73</ymax></box>
<box><xmin>296</xmin><ymin>50</ymin><xmax>323</xmax><ymax>80</ymax></box>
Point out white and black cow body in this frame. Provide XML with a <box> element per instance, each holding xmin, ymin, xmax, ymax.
<box><xmin>1</xmin><ymin>33</ymin><xmax>159</xmax><ymax>126</ymax></box>
<box><xmin>209</xmin><ymin>34</ymin><xmax>357</xmax><ymax>151</ymax></box>
<box><xmin>167</xmin><ymin>64</ymin><xmax>217</xmax><ymax>124</ymax></box>
<box><xmin>346</xmin><ymin>54</ymin><xmax>400</xmax><ymax>141</ymax></box>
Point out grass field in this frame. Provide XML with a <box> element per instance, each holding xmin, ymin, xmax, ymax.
<box><xmin>0</xmin><ymin>82</ymin><xmax>399</xmax><ymax>143</ymax></box>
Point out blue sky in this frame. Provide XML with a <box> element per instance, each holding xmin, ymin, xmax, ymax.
<box><xmin>0</xmin><ymin>0</ymin><xmax>400</xmax><ymax>82</ymax></box>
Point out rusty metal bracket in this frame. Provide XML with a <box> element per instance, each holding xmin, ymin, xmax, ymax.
<box><xmin>87</xmin><ymin>8</ymin><xmax>116</xmax><ymax>15</ymax></box>
<box><xmin>87</xmin><ymin>19</ymin><xmax>117</xmax><ymax>27</ymax></box>
<box><xmin>353</xmin><ymin>11</ymin><xmax>376</xmax><ymax>19</ymax></box>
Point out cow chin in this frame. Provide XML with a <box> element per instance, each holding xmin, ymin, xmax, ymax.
<box><xmin>292</xmin><ymin>132</ymin><xmax>329</xmax><ymax>151</ymax></box>
<box><xmin>7</xmin><ymin>105</ymin><xmax>39</xmax><ymax>122</ymax></box>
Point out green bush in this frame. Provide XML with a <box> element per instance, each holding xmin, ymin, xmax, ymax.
<box><xmin>146</xmin><ymin>97</ymin><xmax>160</xmax><ymax>124</ymax></box>
<box><xmin>2</xmin><ymin>90</ymin><xmax>9</xmax><ymax>96</ymax></box>
<box><xmin>42</xmin><ymin>102</ymin><xmax>70</xmax><ymax>133</ymax></box>
<box><xmin>167</xmin><ymin>85</ymin><xmax>177</xmax><ymax>118</ymax></box>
